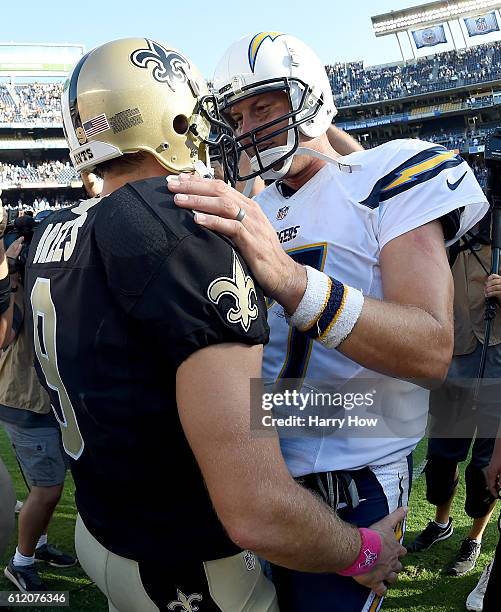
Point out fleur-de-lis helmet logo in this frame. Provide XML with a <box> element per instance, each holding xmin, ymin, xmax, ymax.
<box><xmin>208</xmin><ymin>251</ymin><xmax>259</xmax><ymax>332</ymax></box>
<box><xmin>167</xmin><ymin>589</ymin><xmax>202</xmax><ymax>612</ymax></box>
<box><xmin>130</xmin><ymin>39</ymin><xmax>190</xmax><ymax>91</ymax></box>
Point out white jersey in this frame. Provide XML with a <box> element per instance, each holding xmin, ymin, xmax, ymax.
<box><xmin>256</xmin><ymin>139</ymin><xmax>489</xmax><ymax>476</ymax></box>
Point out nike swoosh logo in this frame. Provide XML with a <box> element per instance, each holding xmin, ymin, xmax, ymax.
<box><xmin>447</xmin><ymin>171</ymin><xmax>467</xmax><ymax>190</ymax></box>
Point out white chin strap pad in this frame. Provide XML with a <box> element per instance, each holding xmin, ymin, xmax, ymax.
<box><xmin>295</xmin><ymin>147</ymin><xmax>362</xmax><ymax>173</ymax></box>
<box><xmin>250</xmin><ymin>149</ymin><xmax>293</xmax><ymax>180</ymax></box>
<box><xmin>250</xmin><ymin>144</ymin><xmax>362</xmax><ymax>180</ymax></box>
<box><xmin>249</xmin><ymin>129</ymin><xmax>296</xmax><ymax>180</ymax></box>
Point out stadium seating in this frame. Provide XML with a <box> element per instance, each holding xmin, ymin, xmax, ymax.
<box><xmin>0</xmin><ymin>83</ymin><xmax>63</xmax><ymax>124</ymax></box>
<box><xmin>327</xmin><ymin>40</ymin><xmax>501</xmax><ymax>107</ymax></box>
<box><xmin>0</xmin><ymin>161</ymin><xmax>79</xmax><ymax>186</ymax></box>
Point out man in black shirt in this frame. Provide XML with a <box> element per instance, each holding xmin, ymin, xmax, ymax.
<box><xmin>24</xmin><ymin>38</ymin><xmax>405</xmax><ymax>611</ymax></box>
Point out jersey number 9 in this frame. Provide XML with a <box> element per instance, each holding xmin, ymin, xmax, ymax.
<box><xmin>30</xmin><ymin>277</ymin><xmax>84</xmax><ymax>459</ymax></box>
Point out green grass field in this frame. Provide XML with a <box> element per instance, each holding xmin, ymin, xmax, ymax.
<box><xmin>0</xmin><ymin>428</ymin><xmax>498</xmax><ymax>611</ymax></box>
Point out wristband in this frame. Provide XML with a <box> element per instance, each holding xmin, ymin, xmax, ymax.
<box><xmin>337</xmin><ymin>528</ymin><xmax>382</xmax><ymax>577</ymax></box>
<box><xmin>289</xmin><ymin>266</ymin><xmax>331</xmax><ymax>330</ymax></box>
<box><xmin>290</xmin><ymin>266</ymin><xmax>364</xmax><ymax>348</ymax></box>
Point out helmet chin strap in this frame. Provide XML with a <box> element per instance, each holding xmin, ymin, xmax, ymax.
<box><xmin>249</xmin><ymin>129</ymin><xmax>296</xmax><ymax>180</ymax></box>
<box><xmin>249</xmin><ymin>141</ymin><xmax>362</xmax><ymax>181</ymax></box>
<box><xmin>294</xmin><ymin>147</ymin><xmax>362</xmax><ymax>173</ymax></box>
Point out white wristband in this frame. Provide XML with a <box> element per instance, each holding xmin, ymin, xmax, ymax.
<box><xmin>322</xmin><ymin>284</ymin><xmax>365</xmax><ymax>349</ymax></box>
<box><xmin>290</xmin><ymin>266</ymin><xmax>330</xmax><ymax>331</ymax></box>
<box><xmin>289</xmin><ymin>266</ymin><xmax>364</xmax><ymax>349</ymax></box>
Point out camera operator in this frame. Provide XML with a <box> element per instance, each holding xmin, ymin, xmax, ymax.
<box><xmin>0</xmin><ymin>202</ymin><xmax>16</xmax><ymax>559</ymax></box>
<box><xmin>408</xmin><ymin>211</ymin><xmax>499</xmax><ymax>581</ymax></box>
<box><xmin>462</xmin><ymin>129</ymin><xmax>501</xmax><ymax>612</ymax></box>
<box><xmin>0</xmin><ymin>213</ymin><xmax>76</xmax><ymax>593</ymax></box>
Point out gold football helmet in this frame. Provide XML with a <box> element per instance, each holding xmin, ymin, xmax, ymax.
<box><xmin>62</xmin><ymin>38</ymin><xmax>233</xmax><ymax>177</ymax></box>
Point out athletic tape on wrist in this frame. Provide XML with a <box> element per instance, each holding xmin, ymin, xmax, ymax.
<box><xmin>337</xmin><ymin>528</ymin><xmax>382</xmax><ymax>577</ymax></box>
<box><xmin>290</xmin><ymin>266</ymin><xmax>364</xmax><ymax>349</ymax></box>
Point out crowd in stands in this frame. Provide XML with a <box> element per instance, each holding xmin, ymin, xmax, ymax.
<box><xmin>471</xmin><ymin>160</ymin><xmax>488</xmax><ymax>190</ymax></box>
<box><xmin>0</xmin><ymin>83</ymin><xmax>63</xmax><ymax>124</ymax></box>
<box><xmin>0</xmin><ymin>161</ymin><xmax>79</xmax><ymax>186</ymax></box>
<box><xmin>360</xmin><ymin>124</ymin><xmax>496</xmax><ymax>153</ymax></box>
<box><xmin>15</xmin><ymin>82</ymin><xmax>63</xmax><ymax>123</ymax></box>
<box><xmin>0</xmin><ymin>88</ymin><xmax>16</xmax><ymax>123</ymax></box>
<box><xmin>1</xmin><ymin>196</ymin><xmax>77</xmax><ymax>216</ymax></box>
<box><xmin>426</xmin><ymin>125</ymin><xmax>496</xmax><ymax>151</ymax></box>
<box><xmin>422</xmin><ymin>131</ymin><xmax>465</xmax><ymax>150</ymax></box>
<box><xmin>327</xmin><ymin>41</ymin><xmax>501</xmax><ymax>106</ymax></box>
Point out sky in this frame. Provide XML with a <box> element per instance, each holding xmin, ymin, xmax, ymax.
<box><xmin>0</xmin><ymin>0</ymin><xmax>425</xmax><ymax>76</ymax></box>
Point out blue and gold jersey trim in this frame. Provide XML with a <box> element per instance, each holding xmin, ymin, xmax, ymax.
<box><xmin>248</xmin><ymin>32</ymin><xmax>283</xmax><ymax>72</ymax></box>
<box><xmin>303</xmin><ymin>278</ymin><xmax>347</xmax><ymax>341</ymax></box>
<box><xmin>360</xmin><ymin>146</ymin><xmax>465</xmax><ymax>209</ymax></box>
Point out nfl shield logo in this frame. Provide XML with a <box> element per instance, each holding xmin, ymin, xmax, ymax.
<box><xmin>423</xmin><ymin>29</ymin><xmax>436</xmax><ymax>44</ymax></box>
<box><xmin>477</xmin><ymin>17</ymin><xmax>487</xmax><ymax>31</ymax></box>
<box><xmin>276</xmin><ymin>206</ymin><xmax>289</xmax><ymax>220</ymax></box>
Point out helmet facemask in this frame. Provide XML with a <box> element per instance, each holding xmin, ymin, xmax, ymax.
<box><xmin>215</xmin><ymin>76</ymin><xmax>325</xmax><ymax>182</ymax></box>
<box><xmin>196</xmin><ymin>94</ymin><xmax>239</xmax><ymax>186</ymax></box>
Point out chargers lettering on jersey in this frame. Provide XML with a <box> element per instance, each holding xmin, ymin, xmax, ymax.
<box><xmin>277</xmin><ymin>225</ymin><xmax>300</xmax><ymax>244</ymax></box>
<box><xmin>360</xmin><ymin>146</ymin><xmax>465</xmax><ymax>209</ymax></box>
<box><xmin>33</xmin><ymin>199</ymin><xmax>99</xmax><ymax>264</ymax></box>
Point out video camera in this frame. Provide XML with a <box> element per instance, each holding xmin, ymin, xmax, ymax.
<box><xmin>4</xmin><ymin>215</ymin><xmax>35</xmax><ymax>283</ymax></box>
<box><xmin>484</xmin><ymin>127</ymin><xmax>501</xmax><ymax>202</ymax></box>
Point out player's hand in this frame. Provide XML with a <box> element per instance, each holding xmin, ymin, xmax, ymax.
<box><xmin>485</xmin><ymin>274</ymin><xmax>501</xmax><ymax>302</ymax></box>
<box><xmin>167</xmin><ymin>173</ymin><xmax>306</xmax><ymax>313</ymax></box>
<box><xmin>6</xmin><ymin>236</ymin><xmax>24</xmax><ymax>260</ymax></box>
<box><xmin>354</xmin><ymin>506</ymin><xmax>407</xmax><ymax>596</ymax></box>
<box><xmin>486</xmin><ymin>439</ymin><xmax>501</xmax><ymax>499</ymax></box>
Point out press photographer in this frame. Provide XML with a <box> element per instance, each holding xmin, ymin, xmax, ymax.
<box><xmin>0</xmin><ymin>202</ymin><xmax>16</xmax><ymax>558</ymax></box>
<box><xmin>3</xmin><ymin>215</ymin><xmax>35</xmax><ymax>281</ymax></box>
<box><xmin>0</xmin><ymin>205</ymin><xmax>76</xmax><ymax>592</ymax></box>
<box><xmin>475</xmin><ymin>127</ymin><xmax>501</xmax><ymax>612</ymax></box>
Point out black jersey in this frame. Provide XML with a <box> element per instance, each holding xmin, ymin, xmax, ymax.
<box><xmin>24</xmin><ymin>176</ymin><xmax>269</xmax><ymax>563</ymax></box>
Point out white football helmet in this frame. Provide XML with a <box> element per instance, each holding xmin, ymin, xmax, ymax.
<box><xmin>213</xmin><ymin>32</ymin><xmax>337</xmax><ymax>180</ymax></box>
